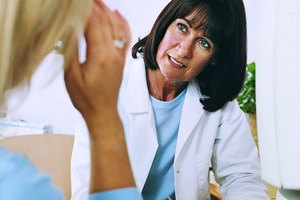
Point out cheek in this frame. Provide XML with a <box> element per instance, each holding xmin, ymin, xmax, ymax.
<box><xmin>156</xmin><ymin>39</ymin><xmax>170</xmax><ymax>65</ymax></box>
<box><xmin>157</xmin><ymin>32</ymin><xmax>178</xmax><ymax>56</ymax></box>
<box><xmin>190</xmin><ymin>57</ymin><xmax>211</xmax><ymax>75</ymax></box>
<box><xmin>156</xmin><ymin>42</ymin><xmax>165</xmax><ymax>59</ymax></box>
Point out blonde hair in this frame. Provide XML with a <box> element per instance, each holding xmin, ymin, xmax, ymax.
<box><xmin>0</xmin><ymin>0</ymin><xmax>92</xmax><ymax>105</ymax></box>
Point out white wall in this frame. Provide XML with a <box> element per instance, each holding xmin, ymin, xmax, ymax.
<box><xmin>6</xmin><ymin>0</ymin><xmax>259</xmax><ymax>134</ymax></box>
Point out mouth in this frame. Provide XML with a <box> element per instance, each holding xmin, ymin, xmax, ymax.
<box><xmin>168</xmin><ymin>55</ymin><xmax>186</xmax><ymax>68</ymax></box>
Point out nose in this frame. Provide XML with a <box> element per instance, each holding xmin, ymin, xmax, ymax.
<box><xmin>176</xmin><ymin>38</ymin><xmax>193</xmax><ymax>58</ymax></box>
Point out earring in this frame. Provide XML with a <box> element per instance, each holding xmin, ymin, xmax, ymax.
<box><xmin>211</xmin><ymin>61</ymin><xmax>216</xmax><ymax>66</ymax></box>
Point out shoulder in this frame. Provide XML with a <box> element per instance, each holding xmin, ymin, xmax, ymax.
<box><xmin>124</xmin><ymin>54</ymin><xmax>144</xmax><ymax>75</ymax></box>
<box><xmin>0</xmin><ymin>147</ymin><xmax>32</xmax><ymax>177</ymax></box>
<box><xmin>217</xmin><ymin>99</ymin><xmax>247</xmax><ymax>129</ymax></box>
<box><xmin>188</xmin><ymin>81</ymin><xmax>243</xmax><ymax>119</ymax></box>
<box><xmin>119</xmin><ymin>55</ymin><xmax>146</xmax><ymax>96</ymax></box>
<box><xmin>0</xmin><ymin>147</ymin><xmax>62</xmax><ymax>200</ymax></box>
<box><xmin>221</xmin><ymin>99</ymin><xmax>243</xmax><ymax>116</ymax></box>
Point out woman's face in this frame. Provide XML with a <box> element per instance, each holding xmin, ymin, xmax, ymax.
<box><xmin>156</xmin><ymin>13</ymin><xmax>215</xmax><ymax>83</ymax></box>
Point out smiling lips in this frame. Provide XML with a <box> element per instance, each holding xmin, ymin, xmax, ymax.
<box><xmin>169</xmin><ymin>55</ymin><xmax>186</xmax><ymax>68</ymax></box>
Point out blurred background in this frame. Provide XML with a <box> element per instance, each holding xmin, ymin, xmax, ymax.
<box><xmin>4</xmin><ymin>0</ymin><xmax>261</xmax><ymax>134</ymax></box>
<box><xmin>3</xmin><ymin>1</ymin><xmax>300</xmax><ymax>199</ymax></box>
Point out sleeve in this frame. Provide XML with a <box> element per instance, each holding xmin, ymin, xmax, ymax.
<box><xmin>211</xmin><ymin>100</ymin><xmax>270</xmax><ymax>200</ymax></box>
<box><xmin>88</xmin><ymin>188</ymin><xmax>143</xmax><ymax>200</ymax></box>
<box><xmin>71</xmin><ymin>118</ymin><xmax>91</xmax><ymax>200</ymax></box>
<box><xmin>0</xmin><ymin>148</ymin><xmax>63</xmax><ymax>200</ymax></box>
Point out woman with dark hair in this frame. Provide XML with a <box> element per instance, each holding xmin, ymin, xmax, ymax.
<box><xmin>133</xmin><ymin>0</ymin><xmax>247</xmax><ymax>111</ymax></box>
<box><xmin>72</xmin><ymin>0</ymin><xmax>269</xmax><ymax>199</ymax></box>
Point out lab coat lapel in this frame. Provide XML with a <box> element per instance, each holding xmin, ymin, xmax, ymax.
<box><xmin>175</xmin><ymin>81</ymin><xmax>205</xmax><ymax>162</ymax></box>
<box><xmin>123</xmin><ymin>59</ymin><xmax>158</xmax><ymax>191</ymax></box>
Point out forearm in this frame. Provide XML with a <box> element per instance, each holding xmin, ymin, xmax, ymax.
<box><xmin>64</xmin><ymin>0</ymin><xmax>133</xmax><ymax>194</ymax></box>
<box><xmin>85</xmin><ymin>110</ymin><xmax>135</xmax><ymax>193</ymax></box>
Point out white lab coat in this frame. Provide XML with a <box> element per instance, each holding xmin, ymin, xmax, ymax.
<box><xmin>71</xmin><ymin>57</ymin><xmax>269</xmax><ymax>200</ymax></box>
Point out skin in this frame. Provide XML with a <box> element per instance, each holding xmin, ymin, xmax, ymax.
<box><xmin>148</xmin><ymin>12</ymin><xmax>216</xmax><ymax>101</ymax></box>
<box><xmin>64</xmin><ymin>0</ymin><xmax>135</xmax><ymax>193</ymax></box>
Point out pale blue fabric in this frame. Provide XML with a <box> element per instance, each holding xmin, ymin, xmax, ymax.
<box><xmin>142</xmin><ymin>88</ymin><xmax>187</xmax><ymax>200</ymax></box>
<box><xmin>88</xmin><ymin>187</ymin><xmax>143</xmax><ymax>200</ymax></box>
<box><xmin>88</xmin><ymin>88</ymin><xmax>187</xmax><ymax>200</ymax></box>
<box><xmin>0</xmin><ymin>147</ymin><xmax>143</xmax><ymax>200</ymax></box>
<box><xmin>0</xmin><ymin>147</ymin><xmax>63</xmax><ymax>200</ymax></box>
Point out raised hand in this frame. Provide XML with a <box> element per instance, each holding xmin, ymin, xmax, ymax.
<box><xmin>65</xmin><ymin>0</ymin><xmax>135</xmax><ymax>193</ymax></box>
<box><xmin>64</xmin><ymin>0</ymin><xmax>131</xmax><ymax>127</ymax></box>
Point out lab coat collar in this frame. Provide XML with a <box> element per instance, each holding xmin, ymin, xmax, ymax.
<box><xmin>175</xmin><ymin>80</ymin><xmax>205</xmax><ymax>162</ymax></box>
<box><xmin>122</xmin><ymin>58</ymin><xmax>205</xmax><ymax>188</ymax></box>
<box><xmin>122</xmin><ymin>58</ymin><xmax>158</xmax><ymax>191</ymax></box>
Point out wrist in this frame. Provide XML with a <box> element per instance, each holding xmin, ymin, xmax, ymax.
<box><xmin>83</xmin><ymin>108</ymin><xmax>123</xmax><ymax>140</ymax></box>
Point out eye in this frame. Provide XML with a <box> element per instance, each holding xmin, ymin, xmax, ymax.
<box><xmin>198</xmin><ymin>39</ymin><xmax>211</xmax><ymax>49</ymax></box>
<box><xmin>177</xmin><ymin>23</ymin><xmax>187</xmax><ymax>33</ymax></box>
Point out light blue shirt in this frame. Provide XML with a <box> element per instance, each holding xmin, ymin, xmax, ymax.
<box><xmin>142</xmin><ymin>88</ymin><xmax>187</xmax><ymax>200</ymax></box>
<box><xmin>0</xmin><ymin>147</ymin><xmax>63</xmax><ymax>200</ymax></box>
<box><xmin>0</xmin><ymin>147</ymin><xmax>143</xmax><ymax>200</ymax></box>
<box><xmin>88</xmin><ymin>188</ymin><xmax>143</xmax><ymax>200</ymax></box>
<box><xmin>86</xmin><ymin>88</ymin><xmax>187</xmax><ymax>200</ymax></box>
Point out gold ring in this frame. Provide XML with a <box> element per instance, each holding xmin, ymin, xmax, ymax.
<box><xmin>113</xmin><ymin>39</ymin><xmax>126</xmax><ymax>49</ymax></box>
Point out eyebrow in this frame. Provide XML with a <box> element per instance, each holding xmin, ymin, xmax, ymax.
<box><xmin>182</xmin><ymin>18</ymin><xmax>192</xmax><ymax>28</ymax></box>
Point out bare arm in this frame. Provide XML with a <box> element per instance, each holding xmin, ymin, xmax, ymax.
<box><xmin>64</xmin><ymin>0</ymin><xmax>134</xmax><ymax>193</ymax></box>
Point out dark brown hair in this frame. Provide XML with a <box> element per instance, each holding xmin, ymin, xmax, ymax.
<box><xmin>132</xmin><ymin>0</ymin><xmax>247</xmax><ymax>112</ymax></box>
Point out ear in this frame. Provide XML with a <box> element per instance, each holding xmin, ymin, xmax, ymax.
<box><xmin>210</xmin><ymin>51</ymin><xmax>218</xmax><ymax>66</ymax></box>
<box><xmin>210</xmin><ymin>60</ymin><xmax>216</xmax><ymax>66</ymax></box>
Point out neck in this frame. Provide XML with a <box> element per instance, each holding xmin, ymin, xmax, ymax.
<box><xmin>146</xmin><ymin>68</ymin><xmax>187</xmax><ymax>101</ymax></box>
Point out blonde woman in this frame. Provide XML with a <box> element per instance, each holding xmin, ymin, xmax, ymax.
<box><xmin>0</xmin><ymin>0</ymin><xmax>140</xmax><ymax>199</ymax></box>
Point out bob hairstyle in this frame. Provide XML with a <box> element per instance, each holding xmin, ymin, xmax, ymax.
<box><xmin>0</xmin><ymin>0</ymin><xmax>92</xmax><ymax>105</ymax></box>
<box><xmin>132</xmin><ymin>0</ymin><xmax>247</xmax><ymax>112</ymax></box>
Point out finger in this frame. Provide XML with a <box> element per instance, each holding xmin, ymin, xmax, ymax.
<box><xmin>94</xmin><ymin>1</ymin><xmax>129</xmax><ymax>47</ymax></box>
<box><xmin>85</xmin><ymin>2</ymin><xmax>114</xmax><ymax>65</ymax></box>
<box><xmin>93</xmin><ymin>0</ymin><xmax>115</xmax><ymax>38</ymax></box>
<box><xmin>64</xmin><ymin>44</ymin><xmax>82</xmax><ymax>90</ymax></box>
<box><xmin>113</xmin><ymin>10</ymin><xmax>131</xmax><ymax>51</ymax></box>
<box><xmin>110</xmin><ymin>11</ymin><xmax>125</xmax><ymax>40</ymax></box>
